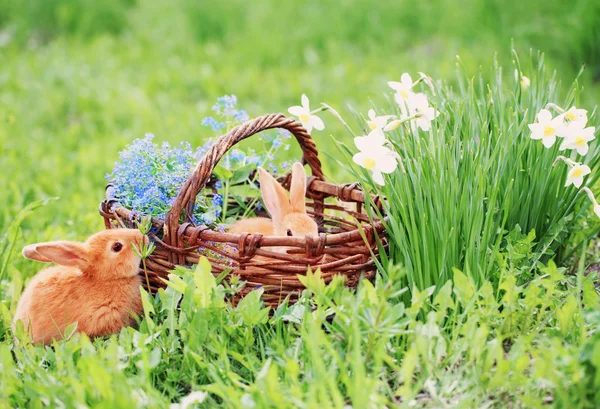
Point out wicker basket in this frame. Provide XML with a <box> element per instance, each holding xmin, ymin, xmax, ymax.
<box><xmin>99</xmin><ymin>113</ymin><xmax>388</xmax><ymax>306</ymax></box>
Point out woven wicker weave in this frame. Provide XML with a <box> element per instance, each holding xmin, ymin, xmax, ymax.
<box><xmin>99</xmin><ymin>113</ymin><xmax>387</xmax><ymax>306</ymax></box>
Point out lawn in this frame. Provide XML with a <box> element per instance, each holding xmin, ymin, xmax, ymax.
<box><xmin>1</xmin><ymin>0</ymin><xmax>600</xmax><ymax>407</ymax></box>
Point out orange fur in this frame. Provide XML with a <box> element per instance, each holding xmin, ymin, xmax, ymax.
<box><xmin>229</xmin><ymin>163</ymin><xmax>318</xmax><ymax>238</ymax></box>
<box><xmin>14</xmin><ymin>229</ymin><xmax>145</xmax><ymax>345</ymax></box>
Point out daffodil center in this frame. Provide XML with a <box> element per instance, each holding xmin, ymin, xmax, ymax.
<box><xmin>299</xmin><ymin>113</ymin><xmax>310</xmax><ymax>122</ymax></box>
<box><xmin>575</xmin><ymin>136</ymin><xmax>587</xmax><ymax>146</ymax></box>
<box><xmin>543</xmin><ymin>126</ymin><xmax>555</xmax><ymax>137</ymax></box>
<box><xmin>571</xmin><ymin>168</ymin><xmax>583</xmax><ymax>177</ymax></box>
<box><xmin>368</xmin><ymin>122</ymin><xmax>377</xmax><ymax>130</ymax></box>
<box><xmin>566</xmin><ymin>112</ymin><xmax>575</xmax><ymax>121</ymax></box>
<box><xmin>399</xmin><ymin>90</ymin><xmax>409</xmax><ymax>99</ymax></box>
<box><xmin>363</xmin><ymin>158</ymin><xmax>377</xmax><ymax>170</ymax></box>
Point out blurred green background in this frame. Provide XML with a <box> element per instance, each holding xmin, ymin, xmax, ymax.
<box><xmin>1</xmin><ymin>0</ymin><xmax>599</xmax><ymax>278</ymax></box>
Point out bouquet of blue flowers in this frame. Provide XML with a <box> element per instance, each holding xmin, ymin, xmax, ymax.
<box><xmin>107</xmin><ymin>95</ymin><xmax>295</xmax><ymax>229</ymax></box>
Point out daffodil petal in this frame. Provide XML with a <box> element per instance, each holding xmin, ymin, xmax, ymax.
<box><xmin>542</xmin><ymin>135</ymin><xmax>556</xmax><ymax>148</ymax></box>
<box><xmin>301</xmin><ymin>94</ymin><xmax>310</xmax><ymax>110</ymax></box>
<box><xmin>378</xmin><ymin>154</ymin><xmax>398</xmax><ymax>174</ymax></box>
<box><xmin>372</xmin><ymin>169</ymin><xmax>385</xmax><ymax>186</ymax></box>
<box><xmin>288</xmin><ymin>106</ymin><xmax>305</xmax><ymax>117</ymax></box>
<box><xmin>310</xmin><ymin>115</ymin><xmax>325</xmax><ymax>131</ymax></box>
<box><xmin>352</xmin><ymin>152</ymin><xmax>367</xmax><ymax>167</ymax></box>
<box><xmin>537</xmin><ymin>109</ymin><xmax>552</xmax><ymax>124</ymax></box>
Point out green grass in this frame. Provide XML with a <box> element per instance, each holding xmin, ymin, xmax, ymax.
<box><xmin>1</xmin><ymin>0</ymin><xmax>600</xmax><ymax>407</ymax></box>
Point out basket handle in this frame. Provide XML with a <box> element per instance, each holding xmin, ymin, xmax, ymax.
<box><xmin>163</xmin><ymin>113</ymin><xmax>324</xmax><ymax>245</ymax></box>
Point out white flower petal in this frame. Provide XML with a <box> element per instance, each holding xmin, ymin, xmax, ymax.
<box><xmin>542</xmin><ymin>135</ymin><xmax>556</xmax><ymax>148</ymax></box>
<box><xmin>309</xmin><ymin>115</ymin><xmax>325</xmax><ymax>131</ymax></box>
<box><xmin>578</xmin><ymin>145</ymin><xmax>590</xmax><ymax>156</ymax></box>
<box><xmin>401</xmin><ymin>73</ymin><xmax>413</xmax><ymax>87</ymax></box>
<box><xmin>377</xmin><ymin>154</ymin><xmax>398</xmax><ymax>174</ymax></box>
<box><xmin>387</xmin><ymin>81</ymin><xmax>403</xmax><ymax>91</ymax></box>
<box><xmin>537</xmin><ymin>109</ymin><xmax>552</xmax><ymax>124</ymax></box>
<box><xmin>301</xmin><ymin>94</ymin><xmax>310</xmax><ymax>110</ymax></box>
<box><xmin>353</xmin><ymin>153</ymin><xmax>372</xmax><ymax>169</ymax></box>
<box><xmin>372</xmin><ymin>169</ymin><xmax>385</xmax><ymax>186</ymax></box>
<box><xmin>581</xmin><ymin>165</ymin><xmax>592</xmax><ymax>176</ymax></box>
<box><xmin>354</xmin><ymin>136</ymin><xmax>371</xmax><ymax>152</ymax></box>
<box><xmin>529</xmin><ymin>123</ymin><xmax>544</xmax><ymax>140</ymax></box>
<box><xmin>288</xmin><ymin>106</ymin><xmax>306</xmax><ymax>117</ymax></box>
<box><xmin>416</xmin><ymin>118</ymin><xmax>430</xmax><ymax>131</ymax></box>
<box><xmin>368</xmin><ymin>109</ymin><xmax>376</xmax><ymax>121</ymax></box>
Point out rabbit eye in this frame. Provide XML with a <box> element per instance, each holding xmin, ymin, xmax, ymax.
<box><xmin>287</xmin><ymin>229</ymin><xmax>293</xmax><ymax>236</ymax></box>
<box><xmin>112</xmin><ymin>242</ymin><xmax>123</xmax><ymax>253</ymax></box>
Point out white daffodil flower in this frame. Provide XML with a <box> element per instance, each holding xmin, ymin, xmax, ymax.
<box><xmin>388</xmin><ymin>73</ymin><xmax>415</xmax><ymax>104</ymax></box>
<box><xmin>406</xmin><ymin>93</ymin><xmax>438</xmax><ymax>132</ymax></box>
<box><xmin>528</xmin><ymin>109</ymin><xmax>564</xmax><ymax>148</ymax></box>
<box><xmin>565</xmin><ymin>164</ymin><xmax>591</xmax><ymax>188</ymax></box>
<box><xmin>563</xmin><ymin>106</ymin><xmax>588</xmax><ymax>126</ymax></box>
<box><xmin>354</xmin><ymin>129</ymin><xmax>386</xmax><ymax>151</ymax></box>
<box><xmin>366</xmin><ymin>109</ymin><xmax>394</xmax><ymax>134</ymax></box>
<box><xmin>353</xmin><ymin>137</ymin><xmax>398</xmax><ymax>186</ymax></box>
<box><xmin>559</xmin><ymin>123</ymin><xmax>596</xmax><ymax>155</ymax></box>
<box><xmin>288</xmin><ymin>94</ymin><xmax>325</xmax><ymax>133</ymax></box>
<box><xmin>582</xmin><ymin>187</ymin><xmax>600</xmax><ymax>219</ymax></box>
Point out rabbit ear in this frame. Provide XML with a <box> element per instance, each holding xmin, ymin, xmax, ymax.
<box><xmin>289</xmin><ymin>162</ymin><xmax>307</xmax><ymax>213</ymax></box>
<box><xmin>259</xmin><ymin>167</ymin><xmax>291</xmax><ymax>223</ymax></box>
<box><xmin>24</xmin><ymin>241</ymin><xmax>88</xmax><ymax>267</ymax></box>
<box><xmin>22</xmin><ymin>244</ymin><xmax>53</xmax><ymax>262</ymax></box>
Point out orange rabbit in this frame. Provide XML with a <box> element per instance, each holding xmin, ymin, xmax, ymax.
<box><xmin>229</xmin><ymin>162</ymin><xmax>318</xmax><ymax>238</ymax></box>
<box><xmin>14</xmin><ymin>229</ymin><xmax>146</xmax><ymax>345</ymax></box>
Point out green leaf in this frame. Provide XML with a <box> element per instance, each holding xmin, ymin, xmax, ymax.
<box><xmin>556</xmin><ymin>295</ymin><xmax>578</xmax><ymax>336</ymax></box>
<box><xmin>297</xmin><ymin>268</ymin><xmax>326</xmax><ymax>295</ymax></box>
<box><xmin>0</xmin><ymin>198</ymin><xmax>57</xmax><ymax>281</ymax></box>
<box><xmin>452</xmin><ymin>268</ymin><xmax>474</xmax><ymax>303</ymax></box>
<box><xmin>230</xmin><ymin>164</ymin><xmax>255</xmax><ymax>185</ymax></box>
<box><xmin>213</xmin><ymin>165</ymin><xmax>233</xmax><ymax>180</ymax></box>
<box><xmin>583</xmin><ymin>280</ymin><xmax>599</xmax><ymax>309</ymax></box>
<box><xmin>140</xmin><ymin>287</ymin><xmax>155</xmax><ymax>332</ymax></box>
<box><xmin>193</xmin><ymin>257</ymin><xmax>216</xmax><ymax>309</ymax></box>
<box><xmin>237</xmin><ymin>288</ymin><xmax>270</xmax><ymax>326</ymax></box>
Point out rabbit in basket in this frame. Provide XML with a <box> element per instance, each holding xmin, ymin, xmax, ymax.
<box><xmin>229</xmin><ymin>162</ymin><xmax>319</xmax><ymax>242</ymax></box>
<box><xmin>14</xmin><ymin>229</ymin><xmax>146</xmax><ymax>345</ymax></box>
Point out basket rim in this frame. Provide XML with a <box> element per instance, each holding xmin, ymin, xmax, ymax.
<box><xmin>100</xmin><ymin>177</ymin><xmax>387</xmax><ymax>248</ymax></box>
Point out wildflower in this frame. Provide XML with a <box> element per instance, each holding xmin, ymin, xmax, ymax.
<box><xmin>565</xmin><ymin>164</ymin><xmax>591</xmax><ymax>188</ymax></box>
<box><xmin>528</xmin><ymin>109</ymin><xmax>564</xmax><ymax>148</ymax></box>
<box><xmin>366</xmin><ymin>109</ymin><xmax>394</xmax><ymax>134</ymax></box>
<box><xmin>288</xmin><ymin>94</ymin><xmax>325</xmax><ymax>133</ymax></box>
<box><xmin>353</xmin><ymin>136</ymin><xmax>398</xmax><ymax>186</ymax></box>
<box><xmin>170</xmin><ymin>391</ymin><xmax>208</xmax><ymax>409</ymax></box>
<box><xmin>201</xmin><ymin>116</ymin><xmax>226</xmax><ymax>131</ymax></box>
<box><xmin>233</xmin><ymin>109</ymin><xmax>249</xmax><ymax>122</ymax></box>
<box><xmin>563</xmin><ymin>106</ymin><xmax>588</xmax><ymax>126</ymax></box>
<box><xmin>212</xmin><ymin>194</ymin><xmax>223</xmax><ymax>207</ymax></box>
<box><xmin>388</xmin><ymin>73</ymin><xmax>414</xmax><ymax>104</ymax></box>
<box><xmin>559</xmin><ymin>123</ymin><xmax>596</xmax><ymax>155</ymax></box>
<box><xmin>406</xmin><ymin>93</ymin><xmax>438</xmax><ymax>132</ymax></box>
<box><xmin>582</xmin><ymin>187</ymin><xmax>600</xmax><ymax>219</ymax></box>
